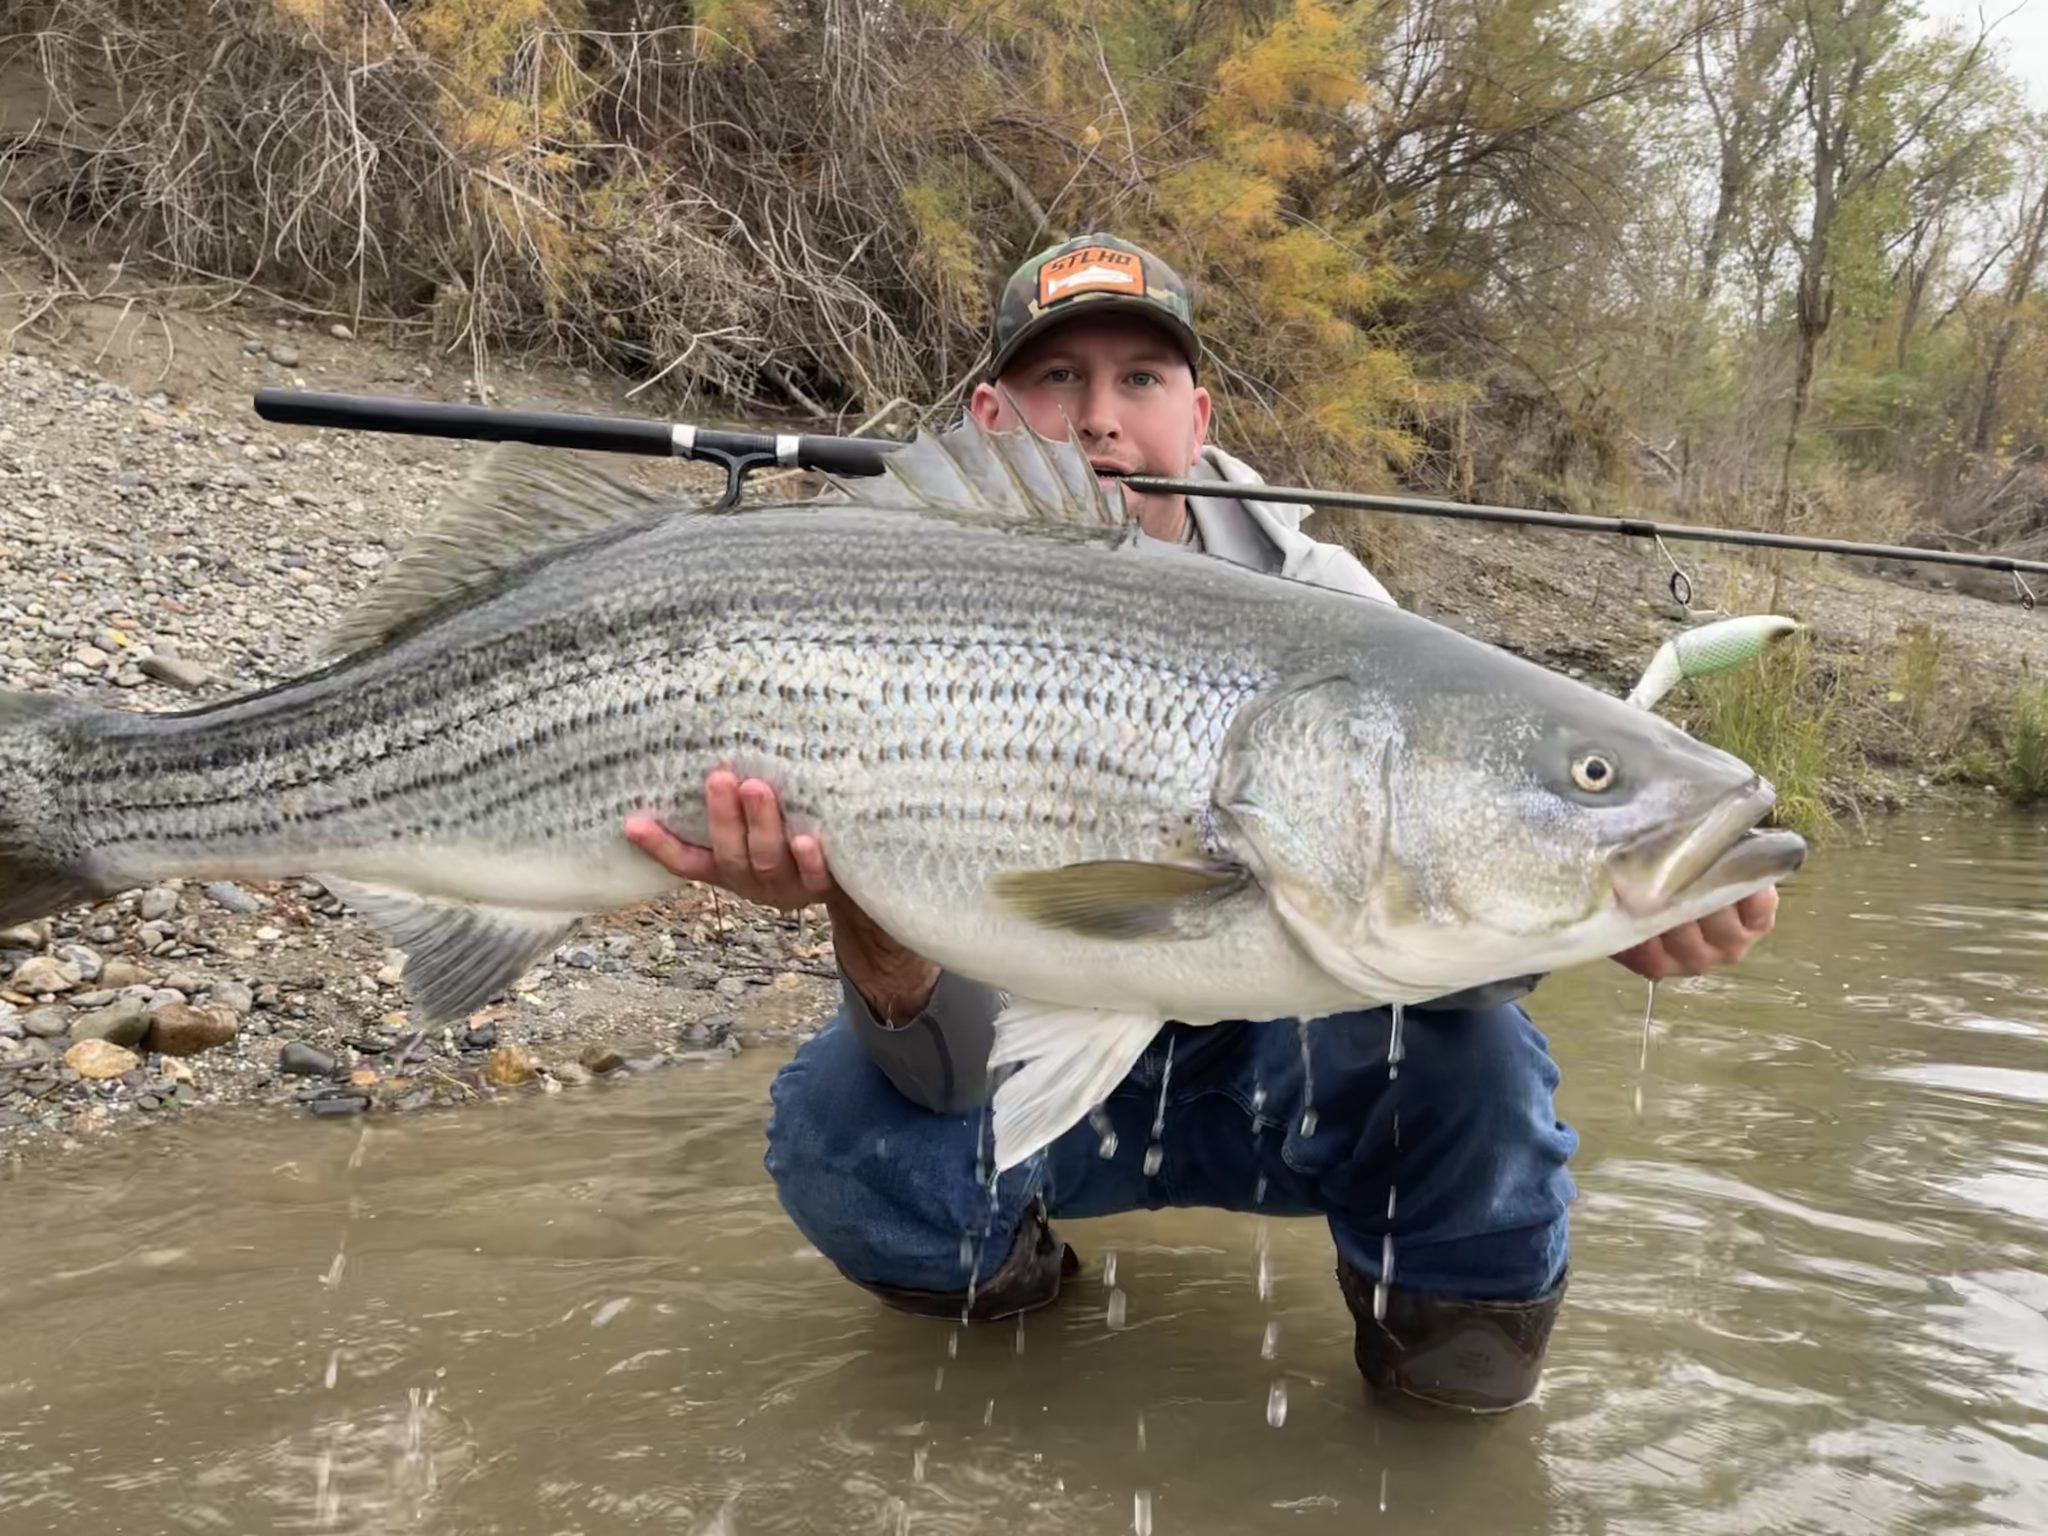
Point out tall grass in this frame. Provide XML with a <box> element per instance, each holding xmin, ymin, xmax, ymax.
<box><xmin>2005</xmin><ymin>671</ymin><xmax>2048</xmax><ymax>805</ymax></box>
<box><xmin>1678</xmin><ymin>629</ymin><xmax>1842</xmax><ymax>841</ymax></box>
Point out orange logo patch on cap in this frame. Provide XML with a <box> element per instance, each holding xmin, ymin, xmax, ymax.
<box><xmin>1038</xmin><ymin>246</ymin><xmax>1146</xmax><ymax>306</ymax></box>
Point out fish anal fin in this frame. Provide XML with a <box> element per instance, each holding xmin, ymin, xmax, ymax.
<box><xmin>988</xmin><ymin>859</ymin><xmax>1249</xmax><ymax>941</ymax></box>
<box><xmin>988</xmin><ymin>1004</ymin><xmax>1163</xmax><ymax>1171</ymax></box>
<box><xmin>315</xmin><ymin>875</ymin><xmax>582</xmax><ymax>1022</ymax></box>
<box><xmin>315</xmin><ymin>444</ymin><xmax>665</xmax><ymax>660</ymax></box>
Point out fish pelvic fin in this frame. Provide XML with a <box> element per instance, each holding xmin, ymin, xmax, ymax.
<box><xmin>313</xmin><ymin>875</ymin><xmax>583</xmax><ymax>1022</ymax></box>
<box><xmin>315</xmin><ymin>444</ymin><xmax>667</xmax><ymax>661</ymax></box>
<box><xmin>987</xmin><ymin>1003</ymin><xmax>1164</xmax><ymax>1171</ymax></box>
<box><xmin>827</xmin><ymin>410</ymin><xmax>1128</xmax><ymax>533</ymax></box>
<box><xmin>988</xmin><ymin>859</ymin><xmax>1251</xmax><ymax>941</ymax></box>
<box><xmin>0</xmin><ymin>692</ymin><xmax>102</xmax><ymax>925</ymax></box>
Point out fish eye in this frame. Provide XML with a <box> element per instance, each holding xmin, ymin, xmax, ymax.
<box><xmin>1571</xmin><ymin>752</ymin><xmax>1617</xmax><ymax>793</ymax></box>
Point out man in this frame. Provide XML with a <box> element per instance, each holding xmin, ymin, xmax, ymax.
<box><xmin>625</xmin><ymin>234</ymin><xmax>1777</xmax><ymax>1412</ymax></box>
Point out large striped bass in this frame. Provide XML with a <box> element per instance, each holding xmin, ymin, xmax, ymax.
<box><xmin>0</xmin><ymin>417</ymin><xmax>1805</xmax><ymax>1167</ymax></box>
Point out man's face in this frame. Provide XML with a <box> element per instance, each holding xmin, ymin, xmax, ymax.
<box><xmin>969</xmin><ymin>314</ymin><xmax>1212</xmax><ymax>539</ymax></box>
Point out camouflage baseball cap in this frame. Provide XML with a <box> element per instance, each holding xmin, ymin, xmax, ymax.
<box><xmin>986</xmin><ymin>233</ymin><xmax>1200</xmax><ymax>382</ymax></box>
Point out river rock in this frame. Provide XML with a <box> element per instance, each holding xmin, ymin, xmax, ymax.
<box><xmin>11</xmin><ymin>955</ymin><xmax>80</xmax><ymax>994</ymax></box>
<box><xmin>279</xmin><ymin>1041</ymin><xmax>336</xmax><ymax>1076</ymax></box>
<box><xmin>99</xmin><ymin>959</ymin><xmax>154</xmax><ymax>989</ymax></box>
<box><xmin>22</xmin><ymin>1007</ymin><xmax>69</xmax><ymax>1039</ymax></box>
<box><xmin>485</xmin><ymin>1043</ymin><xmax>538</xmax><ymax>1087</ymax></box>
<box><xmin>64</xmin><ymin>1038</ymin><xmax>138</xmax><ymax>1079</ymax></box>
<box><xmin>140</xmin><ymin>653</ymin><xmax>213</xmax><ymax>690</ymax></box>
<box><xmin>579</xmin><ymin>1043</ymin><xmax>626</xmax><ymax>1075</ymax></box>
<box><xmin>73</xmin><ymin>997</ymin><xmax>150</xmax><ymax>1047</ymax></box>
<box><xmin>144</xmin><ymin>1003</ymin><xmax>238</xmax><ymax>1056</ymax></box>
<box><xmin>203</xmin><ymin>882</ymin><xmax>264</xmax><ymax>914</ymax></box>
<box><xmin>138</xmin><ymin>886</ymin><xmax>180</xmax><ymax>921</ymax></box>
<box><xmin>0</xmin><ymin>1004</ymin><xmax>19</xmax><ymax>1040</ymax></box>
<box><xmin>54</xmin><ymin>944</ymin><xmax>102</xmax><ymax>982</ymax></box>
<box><xmin>209</xmin><ymin>980</ymin><xmax>255</xmax><ymax>1014</ymax></box>
<box><xmin>0</xmin><ymin>921</ymin><xmax>47</xmax><ymax>950</ymax></box>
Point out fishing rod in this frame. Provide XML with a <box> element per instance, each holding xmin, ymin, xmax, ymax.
<box><xmin>251</xmin><ymin>388</ymin><xmax>2043</xmax><ymax>610</ymax></box>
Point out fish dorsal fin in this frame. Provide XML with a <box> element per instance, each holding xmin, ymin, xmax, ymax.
<box><xmin>829</xmin><ymin>404</ymin><xmax>1127</xmax><ymax>529</ymax></box>
<box><xmin>314</xmin><ymin>444</ymin><xmax>667</xmax><ymax>660</ymax></box>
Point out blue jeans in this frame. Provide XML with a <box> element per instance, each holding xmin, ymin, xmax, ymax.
<box><xmin>763</xmin><ymin>1003</ymin><xmax>1577</xmax><ymax>1303</ymax></box>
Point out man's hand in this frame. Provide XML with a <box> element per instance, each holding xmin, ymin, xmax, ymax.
<box><xmin>1609</xmin><ymin>888</ymin><xmax>1778</xmax><ymax>982</ymax></box>
<box><xmin>625</xmin><ymin>769</ymin><xmax>942</xmax><ymax>1023</ymax></box>
<box><xmin>624</xmin><ymin>767</ymin><xmax>833</xmax><ymax>912</ymax></box>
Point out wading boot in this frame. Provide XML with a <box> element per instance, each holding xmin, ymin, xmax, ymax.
<box><xmin>1338</xmin><ymin>1260</ymin><xmax>1567</xmax><ymax>1413</ymax></box>
<box><xmin>853</xmin><ymin>1197</ymin><xmax>1081</xmax><ymax>1322</ymax></box>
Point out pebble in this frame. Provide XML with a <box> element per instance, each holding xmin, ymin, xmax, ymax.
<box><xmin>72</xmin><ymin>997</ymin><xmax>150</xmax><ymax>1047</ymax></box>
<box><xmin>307</xmin><ymin>1091</ymin><xmax>370</xmax><ymax>1116</ymax></box>
<box><xmin>209</xmin><ymin>980</ymin><xmax>255</xmax><ymax>1014</ymax></box>
<box><xmin>461</xmin><ymin>1022</ymin><xmax>498</xmax><ymax>1050</ymax></box>
<box><xmin>269</xmin><ymin>345</ymin><xmax>301</xmax><ymax>368</ymax></box>
<box><xmin>0</xmin><ymin>1005</ymin><xmax>19</xmax><ymax>1040</ymax></box>
<box><xmin>279</xmin><ymin>1041</ymin><xmax>337</xmax><ymax>1077</ymax></box>
<box><xmin>54</xmin><ymin>944</ymin><xmax>102</xmax><ymax>982</ymax></box>
<box><xmin>64</xmin><ymin>1038</ymin><xmax>138</xmax><ymax>1079</ymax></box>
<box><xmin>485</xmin><ymin>1043</ymin><xmax>538</xmax><ymax>1087</ymax></box>
<box><xmin>99</xmin><ymin>959</ymin><xmax>154</xmax><ymax>989</ymax></box>
<box><xmin>144</xmin><ymin>1003</ymin><xmax>239</xmax><ymax>1057</ymax></box>
<box><xmin>579</xmin><ymin>1043</ymin><xmax>625</xmax><ymax>1075</ymax></box>
<box><xmin>140</xmin><ymin>652</ymin><xmax>212</xmax><ymax>690</ymax></box>
<box><xmin>0</xmin><ymin>921</ymin><xmax>48</xmax><ymax>949</ymax></box>
<box><xmin>11</xmin><ymin>955</ymin><xmax>80</xmax><ymax>994</ymax></box>
<box><xmin>203</xmin><ymin>882</ymin><xmax>264</xmax><ymax>914</ymax></box>
<box><xmin>23</xmin><ymin>1007</ymin><xmax>70</xmax><ymax>1039</ymax></box>
<box><xmin>138</xmin><ymin>886</ymin><xmax>180</xmax><ymax>922</ymax></box>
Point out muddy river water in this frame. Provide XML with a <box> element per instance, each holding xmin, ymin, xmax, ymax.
<box><xmin>4</xmin><ymin>807</ymin><xmax>2048</xmax><ymax>1534</ymax></box>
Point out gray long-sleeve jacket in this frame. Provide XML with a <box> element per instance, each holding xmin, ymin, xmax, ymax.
<box><xmin>844</xmin><ymin>444</ymin><xmax>1541</xmax><ymax>1113</ymax></box>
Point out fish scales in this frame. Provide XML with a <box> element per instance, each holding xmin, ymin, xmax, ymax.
<box><xmin>39</xmin><ymin>511</ymin><xmax>1297</xmax><ymax>919</ymax></box>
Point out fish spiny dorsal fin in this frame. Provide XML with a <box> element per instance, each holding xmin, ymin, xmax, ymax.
<box><xmin>828</xmin><ymin>407</ymin><xmax>1126</xmax><ymax>530</ymax></box>
<box><xmin>314</xmin><ymin>443</ymin><xmax>668</xmax><ymax>660</ymax></box>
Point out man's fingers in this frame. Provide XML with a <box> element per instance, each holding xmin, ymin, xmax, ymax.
<box><xmin>1736</xmin><ymin>887</ymin><xmax>1780</xmax><ymax>934</ymax></box>
<box><xmin>624</xmin><ymin>815</ymin><xmax>718</xmax><ymax>883</ymax></box>
<box><xmin>739</xmin><ymin>779</ymin><xmax>794</xmax><ymax>878</ymax></box>
<box><xmin>791</xmin><ymin>834</ymin><xmax>834</xmax><ymax>897</ymax></box>
<box><xmin>1691</xmin><ymin>903</ymin><xmax>1753</xmax><ymax>959</ymax></box>
<box><xmin>704</xmin><ymin>768</ymin><xmax>752</xmax><ymax>884</ymax></box>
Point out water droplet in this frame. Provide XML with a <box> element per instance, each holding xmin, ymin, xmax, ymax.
<box><xmin>1388</xmin><ymin>1002</ymin><xmax>1405</xmax><ymax>1071</ymax></box>
<box><xmin>947</xmin><ymin>1330</ymin><xmax>959</xmax><ymax>1358</ymax></box>
<box><xmin>1134</xmin><ymin>1489</ymin><xmax>1153</xmax><ymax>1535</ymax></box>
<box><xmin>1386</xmin><ymin>1184</ymin><xmax>1397</xmax><ymax>1220</ymax></box>
<box><xmin>1136</xmin><ymin>1411</ymin><xmax>1147</xmax><ymax>1452</ymax></box>
<box><xmin>1254</xmin><ymin>1174</ymin><xmax>1267</xmax><ymax>1204</ymax></box>
<box><xmin>984</xmin><ymin>1398</ymin><xmax>995</xmax><ymax>1426</ymax></box>
<box><xmin>1107</xmin><ymin>1288</ymin><xmax>1128</xmax><ymax>1329</ymax></box>
<box><xmin>934</xmin><ymin>1366</ymin><xmax>946</xmax><ymax>1392</ymax></box>
<box><xmin>1266</xmin><ymin>1380</ymin><xmax>1289</xmax><ymax>1427</ymax></box>
<box><xmin>1257</xmin><ymin>1251</ymin><xmax>1272</xmax><ymax>1301</ymax></box>
<box><xmin>1261</xmin><ymin>1322</ymin><xmax>1280</xmax><ymax>1360</ymax></box>
<box><xmin>1099</xmin><ymin>1128</ymin><xmax>1120</xmax><ymax>1158</ymax></box>
<box><xmin>1299</xmin><ymin>1108</ymin><xmax>1318</xmax><ymax>1137</ymax></box>
<box><xmin>1372</xmin><ymin>1280</ymin><xmax>1387</xmax><ymax>1321</ymax></box>
<box><xmin>1014</xmin><ymin>1316</ymin><xmax>1027</xmax><ymax>1355</ymax></box>
<box><xmin>1251</xmin><ymin>1083</ymin><xmax>1267</xmax><ymax>1114</ymax></box>
<box><xmin>913</xmin><ymin>1445</ymin><xmax>929</xmax><ymax>1482</ymax></box>
<box><xmin>1142</xmin><ymin>1143</ymin><xmax>1163</xmax><ymax>1176</ymax></box>
<box><xmin>958</xmin><ymin>1232</ymin><xmax>975</xmax><ymax>1269</ymax></box>
<box><xmin>1379</xmin><ymin>1467</ymin><xmax>1389</xmax><ymax>1512</ymax></box>
<box><xmin>1381</xmin><ymin>1231</ymin><xmax>1396</xmax><ymax>1285</ymax></box>
<box><xmin>1103</xmin><ymin>1249</ymin><xmax>1118</xmax><ymax>1287</ymax></box>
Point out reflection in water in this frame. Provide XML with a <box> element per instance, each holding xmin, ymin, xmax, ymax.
<box><xmin>4</xmin><ymin>809</ymin><xmax>2048</xmax><ymax>1532</ymax></box>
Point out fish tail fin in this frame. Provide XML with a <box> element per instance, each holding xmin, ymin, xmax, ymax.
<box><xmin>0</xmin><ymin>691</ymin><xmax>101</xmax><ymax>925</ymax></box>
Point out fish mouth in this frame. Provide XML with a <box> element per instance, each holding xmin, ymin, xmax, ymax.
<box><xmin>1610</xmin><ymin>777</ymin><xmax>1808</xmax><ymax>918</ymax></box>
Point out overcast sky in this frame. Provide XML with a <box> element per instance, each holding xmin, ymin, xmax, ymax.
<box><xmin>1923</xmin><ymin>0</ymin><xmax>2048</xmax><ymax>108</ymax></box>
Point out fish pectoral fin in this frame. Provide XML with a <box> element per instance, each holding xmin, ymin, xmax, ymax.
<box><xmin>987</xmin><ymin>859</ymin><xmax>1250</xmax><ymax>941</ymax></box>
<box><xmin>314</xmin><ymin>875</ymin><xmax>583</xmax><ymax>1023</ymax></box>
<box><xmin>988</xmin><ymin>1003</ymin><xmax>1164</xmax><ymax>1172</ymax></box>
